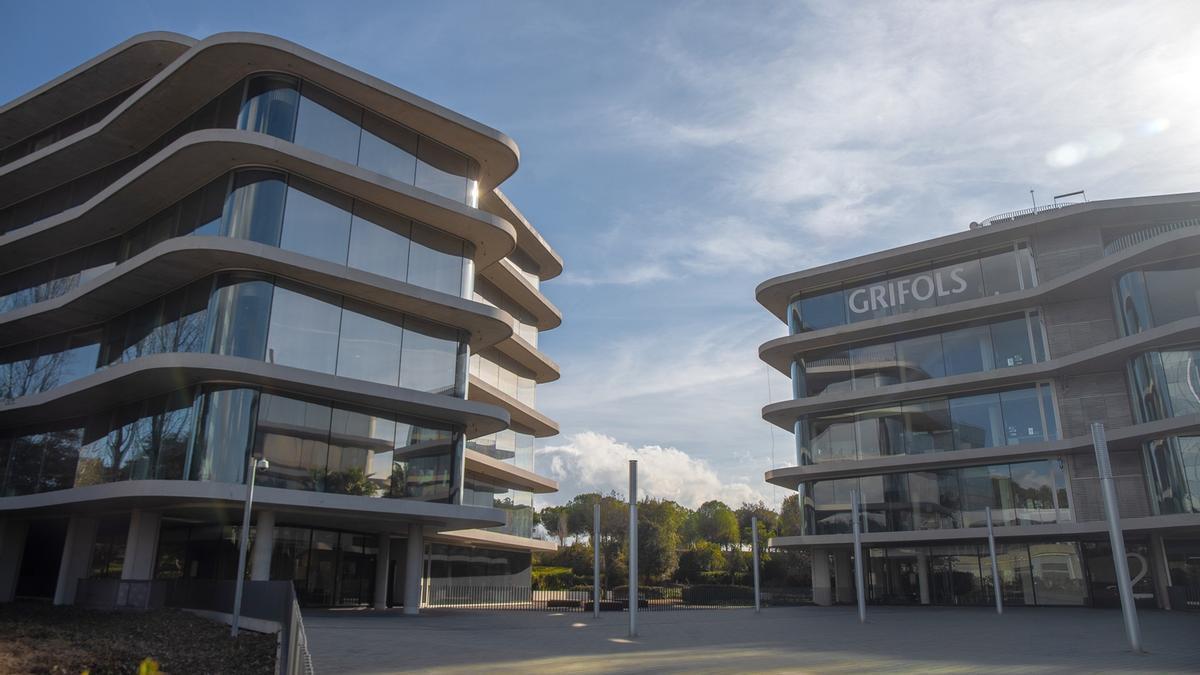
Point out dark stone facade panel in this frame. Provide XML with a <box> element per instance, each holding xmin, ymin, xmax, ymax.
<box><xmin>1053</xmin><ymin>372</ymin><xmax>1132</xmax><ymax>438</ymax></box>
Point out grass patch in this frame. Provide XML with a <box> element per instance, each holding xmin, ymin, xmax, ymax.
<box><xmin>0</xmin><ymin>601</ymin><xmax>275</xmax><ymax>674</ymax></box>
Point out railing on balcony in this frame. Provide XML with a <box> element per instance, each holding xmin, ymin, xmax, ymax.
<box><xmin>1102</xmin><ymin>218</ymin><xmax>1200</xmax><ymax>256</ymax></box>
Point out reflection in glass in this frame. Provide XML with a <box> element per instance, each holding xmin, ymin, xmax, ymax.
<box><xmin>238</xmin><ymin>75</ymin><xmax>299</xmax><ymax>141</ymax></box>
<box><xmin>265</xmin><ymin>284</ymin><xmax>342</xmax><ymax>375</ymax></box>
<box><xmin>279</xmin><ymin>178</ymin><xmax>352</xmax><ymax>265</ymax></box>
<box><xmin>293</xmin><ymin>81</ymin><xmax>363</xmax><ymax>165</ymax></box>
<box><xmin>336</xmin><ymin>304</ymin><xmax>403</xmax><ymax>386</ymax></box>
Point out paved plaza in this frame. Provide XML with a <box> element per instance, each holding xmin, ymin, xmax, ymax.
<box><xmin>303</xmin><ymin>605</ymin><xmax>1200</xmax><ymax>673</ymax></box>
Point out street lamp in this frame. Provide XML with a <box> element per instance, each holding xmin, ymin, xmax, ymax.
<box><xmin>231</xmin><ymin>455</ymin><xmax>269</xmax><ymax>637</ymax></box>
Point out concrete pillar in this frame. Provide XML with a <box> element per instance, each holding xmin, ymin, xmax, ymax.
<box><xmin>811</xmin><ymin>548</ymin><xmax>832</xmax><ymax>606</ymax></box>
<box><xmin>374</xmin><ymin>533</ymin><xmax>391</xmax><ymax>610</ymax></box>
<box><xmin>54</xmin><ymin>516</ymin><xmax>99</xmax><ymax>605</ymax></box>
<box><xmin>250</xmin><ymin>511</ymin><xmax>275</xmax><ymax>581</ymax></box>
<box><xmin>1150</xmin><ymin>533</ymin><xmax>1172</xmax><ymax>610</ymax></box>
<box><xmin>403</xmin><ymin>524</ymin><xmax>424</xmax><ymax>615</ymax></box>
<box><xmin>834</xmin><ymin>549</ymin><xmax>854</xmax><ymax>604</ymax></box>
<box><xmin>120</xmin><ymin>510</ymin><xmax>161</xmax><ymax>581</ymax></box>
<box><xmin>917</xmin><ymin>550</ymin><xmax>930</xmax><ymax>605</ymax></box>
<box><xmin>0</xmin><ymin>520</ymin><xmax>29</xmax><ymax>603</ymax></box>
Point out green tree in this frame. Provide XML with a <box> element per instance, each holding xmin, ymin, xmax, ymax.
<box><xmin>778</xmin><ymin>494</ymin><xmax>804</xmax><ymax>536</ymax></box>
<box><xmin>695</xmin><ymin>500</ymin><xmax>739</xmax><ymax>548</ymax></box>
<box><xmin>636</xmin><ymin>498</ymin><xmax>686</xmax><ymax>581</ymax></box>
<box><xmin>677</xmin><ymin>540</ymin><xmax>726</xmax><ymax>582</ymax></box>
<box><xmin>735</xmin><ymin>501</ymin><xmax>778</xmax><ymax>547</ymax></box>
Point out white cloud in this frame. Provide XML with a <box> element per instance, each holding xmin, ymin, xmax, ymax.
<box><xmin>538</xmin><ymin>431</ymin><xmax>767</xmax><ymax>509</ymax></box>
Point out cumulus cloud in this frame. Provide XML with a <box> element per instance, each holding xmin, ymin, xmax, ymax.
<box><xmin>538</xmin><ymin>431</ymin><xmax>767</xmax><ymax>509</ymax></box>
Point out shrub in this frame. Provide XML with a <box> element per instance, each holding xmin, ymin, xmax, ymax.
<box><xmin>680</xmin><ymin>584</ymin><xmax>755</xmax><ymax>603</ymax></box>
<box><xmin>532</xmin><ymin>566</ymin><xmax>577</xmax><ymax>590</ymax></box>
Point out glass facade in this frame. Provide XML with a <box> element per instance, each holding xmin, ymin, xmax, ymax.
<box><xmin>1126</xmin><ymin>348</ymin><xmax>1200</xmax><ymax>515</ymax></box>
<box><xmin>1115</xmin><ymin>257</ymin><xmax>1200</xmax><ymax>336</ymax></box>
<box><xmin>802</xmin><ymin>458</ymin><xmax>1072</xmax><ymax>535</ymax></box>
<box><xmin>0</xmin><ymin>384</ymin><xmax>461</xmax><ymax>502</ymax></box>
<box><xmin>796</xmin><ymin>383</ymin><xmax>1057</xmax><ymax>465</ymax></box>
<box><xmin>862</xmin><ymin>542</ymin><xmax>1088</xmax><ymax>606</ymax></box>
<box><xmin>0</xmin><ymin>168</ymin><xmax>471</xmax><ymax>315</ymax></box>
<box><xmin>793</xmin><ymin>311</ymin><xmax>1047</xmax><ymax>399</ymax></box>
<box><xmin>788</xmin><ymin>243</ymin><xmax>1036</xmax><ymax>333</ymax></box>
<box><xmin>0</xmin><ymin>272</ymin><xmax>467</xmax><ymax>403</ymax></box>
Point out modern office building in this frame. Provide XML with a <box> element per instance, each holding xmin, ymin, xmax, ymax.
<box><xmin>760</xmin><ymin>193</ymin><xmax>1200</xmax><ymax>610</ymax></box>
<box><xmin>0</xmin><ymin>31</ymin><xmax>562</xmax><ymax>610</ymax></box>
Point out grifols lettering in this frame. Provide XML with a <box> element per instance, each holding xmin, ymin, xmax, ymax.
<box><xmin>847</xmin><ymin>267</ymin><xmax>968</xmax><ymax>314</ymax></box>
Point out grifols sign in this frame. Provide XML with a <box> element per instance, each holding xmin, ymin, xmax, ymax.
<box><xmin>847</xmin><ymin>267</ymin><xmax>970</xmax><ymax>315</ymax></box>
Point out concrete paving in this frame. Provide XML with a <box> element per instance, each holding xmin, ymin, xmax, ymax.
<box><xmin>303</xmin><ymin>605</ymin><xmax>1200</xmax><ymax>674</ymax></box>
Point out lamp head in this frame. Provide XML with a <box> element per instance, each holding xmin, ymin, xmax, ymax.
<box><xmin>255</xmin><ymin>458</ymin><xmax>270</xmax><ymax>471</ymax></box>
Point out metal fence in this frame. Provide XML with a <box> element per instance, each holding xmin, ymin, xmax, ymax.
<box><xmin>424</xmin><ymin>584</ymin><xmax>812</xmax><ymax>612</ymax></box>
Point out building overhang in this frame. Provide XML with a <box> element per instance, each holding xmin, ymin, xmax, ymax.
<box><xmin>0</xmin><ymin>352</ymin><xmax>512</xmax><ymax>439</ymax></box>
<box><xmin>0</xmin><ymin>31</ymin><xmax>519</xmax><ymax>202</ymax></box>
<box><xmin>464</xmin><ymin>449</ymin><xmax>558</xmax><ymax>494</ymax></box>
<box><xmin>0</xmin><ymin>479</ymin><xmax>508</xmax><ymax>532</ymax></box>
<box><xmin>767</xmin><ymin>512</ymin><xmax>1200</xmax><ymax>549</ymax></box>
<box><xmin>1</xmin><ymin>129</ymin><xmax>519</xmax><ymax>273</ymax></box>
<box><xmin>480</xmin><ymin>189</ymin><xmax>564</xmax><ymax>280</ymax></box>
<box><xmin>756</xmin><ymin>191</ymin><xmax>1200</xmax><ymax>322</ymax></box>
<box><xmin>467</xmin><ymin>374</ymin><xmax>559</xmax><ymax>438</ymax></box>
<box><xmin>0</xmin><ymin>235</ymin><xmax>515</xmax><ymax>352</ymax></box>
<box><xmin>433</xmin><ymin>528</ymin><xmax>558</xmax><ymax>553</ymax></box>
<box><xmin>479</xmin><ymin>258</ymin><xmax>563</xmax><ymax>331</ymax></box>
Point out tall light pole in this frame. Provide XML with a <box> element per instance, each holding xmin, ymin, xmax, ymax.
<box><xmin>850</xmin><ymin>489</ymin><xmax>866</xmax><ymax>624</ymax></box>
<box><xmin>628</xmin><ymin>460</ymin><xmax>638</xmax><ymax>638</ymax></box>
<box><xmin>232</xmin><ymin>455</ymin><xmax>269</xmax><ymax>637</ymax></box>
<box><xmin>751</xmin><ymin>515</ymin><xmax>761</xmax><ymax>613</ymax></box>
<box><xmin>1091</xmin><ymin>423</ymin><xmax>1143</xmax><ymax>653</ymax></box>
<box><xmin>986</xmin><ymin>507</ymin><xmax>1003</xmax><ymax>615</ymax></box>
<box><xmin>593</xmin><ymin>502</ymin><xmax>601</xmax><ymax>619</ymax></box>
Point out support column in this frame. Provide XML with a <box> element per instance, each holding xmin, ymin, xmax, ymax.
<box><xmin>374</xmin><ymin>533</ymin><xmax>391</xmax><ymax>610</ymax></box>
<box><xmin>0</xmin><ymin>520</ymin><xmax>29</xmax><ymax>603</ymax></box>
<box><xmin>917</xmin><ymin>550</ymin><xmax>930</xmax><ymax>605</ymax></box>
<box><xmin>54</xmin><ymin>516</ymin><xmax>99</xmax><ymax>605</ymax></box>
<box><xmin>811</xmin><ymin>548</ymin><xmax>832</xmax><ymax>606</ymax></box>
<box><xmin>250</xmin><ymin>511</ymin><xmax>275</xmax><ymax>581</ymax></box>
<box><xmin>834</xmin><ymin>549</ymin><xmax>854</xmax><ymax>604</ymax></box>
<box><xmin>121</xmin><ymin>510</ymin><xmax>161</xmax><ymax>581</ymax></box>
<box><xmin>403</xmin><ymin>524</ymin><xmax>424</xmax><ymax>615</ymax></box>
<box><xmin>1150</xmin><ymin>533</ymin><xmax>1172</xmax><ymax>610</ymax></box>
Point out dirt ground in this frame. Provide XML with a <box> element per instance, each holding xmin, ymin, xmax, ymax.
<box><xmin>0</xmin><ymin>602</ymin><xmax>275</xmax><ymax>675</ymax></box>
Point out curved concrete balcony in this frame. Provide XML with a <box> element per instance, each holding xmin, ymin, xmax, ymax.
<box><xmin>463</xmin><ymin>449</ymin><xmax>557</xmax><ymax>494</ymax></box>
<box><xmin>493</xmin><ymin>333</ymin><xmax>560</xmax><ymax>384</ymax></box>
<box><xmin>467</xmin><ymin>374</ymin><xmax>559</xmax><ymax>438</ymax></box>
<box><xmin>0</xmin><ymin>236</ymin><xmax>515</xmax><ymax>352</ymax></box>
<box><xmin>479</xmin><ymin>257</ymin><xmax>563</xmax><ymax>331</ymax></box>
<box><xmin>0</xmin><ymin>129</ymin><xmax>519</xmax><ymax>273</ymax></box>
<box><xmin>764</xmin><ymin>410</ymin><xmax>1200</xmax><ymax>489</ymax></box>
<box><xmin>480</xmin><ymin>189</ymin><xmax>563</xmax><ymax>281</ymax></box>
<box><xmin>0</xmin><ymin>351</ymin><xmax>511</xmax><ymax>439</ymax></box>
<box><xmin>0</xmin><ymin>31</ymin><xmax>519</xmax><ymax>201</ymax></box>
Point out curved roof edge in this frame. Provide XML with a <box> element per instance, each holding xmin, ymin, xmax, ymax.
<box><xmin>0</xmin><ymin>352</ymin><xmax>512</xmax><ymax>439</ymax></box>
<box><xmin>0</xmin><ymin>236</ymin><xmax>516</xmax><ymax>351</ymax></box>
<box><xmin>0</xmin><ymin>32</ymin><xmax>194</xmax><ymax>147</ymax></box>
<box><xmin>0</xmin><ymin>129</ymin><xmax>519</xmax><ymax>272</ymax></box>
<box><xmin>0</xmin><ymin>479</ymin><xmax>508</xmax><ymax>531</ymax></box>
<box><xmin>435</xmin><ymin>528</ymin><xmax>559</xmax><ymax>552</ymax></box>
<box><xmin>1</xmin><ymin>32</ymin><xmax>519</xmax><ymax>195</ymax></box>
<box><xmin>482</xmin><ymin>189</ymin><xmax>564</xmax><ymax>280</ymax></box>
<box><xmin>759</xmin><ymin>222</ymin><xmax>1200</xmax><ymax>367</ymax></box>
<box><xmin>468</xmin><ymin>374</ymin><xmax>559</xmax><ymax>438</ymax></box>
<box><xmin>756</xmin><ymin>191</ymin><xmax>1200</xmax><ymax>321</ymax></box>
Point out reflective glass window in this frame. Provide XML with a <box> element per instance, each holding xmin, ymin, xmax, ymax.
<box><xmin>990</xmin><ymin>316</ymin><xmax>1034</xmax><ymax>368</ymax></box>
<box><xmin>1144</xmin><ymin>264</ymin><xmax>1200</xmax><ymax>327</ymax></box>
<box><xmin>358</xmin><ymin>111</ymin><xmax>418</xmax><ymax>185</ymax></box>
<box><xmin>934</xmin><ymin>258</ymin><xmax>984</xmax><ymax>307</ymax></box>
<box><xmin>238</xmin><ymin>76</ymin><xmax>299</xmax><ymax>141</ymax></box>
<box><xmin>1000</xmin><ymin>387</ymin><xmax>1047</xmax><ymax>445</ymax></box>
<box><xmin>980</xmin><ymin>248</ymin><xmax>1024</xmax><ymax>295</ymax></box>
<box><xmin>392</xmin><ymin>424</ymin><xmax>454</xmax><ymax>501</ymax></box>
<box><xmin>408</xmin><ymin>222</ymin><xmax>464</xmax><ymax>296</ymax></box>
<box><xmin>327</xmin><ymin>408</ymin><xmax>395</xmax><ymax>497</ymax></box>
<box><xmin>799</xmin><ymin>348</ymin><xmax>851</xmax><ymax>398</ymax></box>
<box><xmin>854</xmin><ymin>406</ymin><xmax>903</xmax><ymax>458</ymax></box>
<box><xmin>849</xmin><ymin>342</ymin><xmax>898</xmax><ymax>391</ymax></box>
<box><xmin>190</xmin><ymin>387</ymin><xmax>256</xmax><ymax>483</ymax></box>
<box><xmin>279</xmin><ymin>178</ymin><xmax>353</xmax><ymax>265</ymax></box>
<box><xmin>796</xmin><ymin>290</ymin><xmax>845</xmax><ymax>332</ymax></box>
<box><xmin>222</xmin><ymin>171</ymin><xmax>286</xmax><ymax>246</ymax></box>
<box><xmin>950</xmin><ymin>392</ymin><xmax>1002</xmax><ymax>450</ymax></box>
<box><xmin>846</xmin><ymin>278</ymin><xmax>893</xmax><ymax>323</ymax></box>
<box><xmin>293</xmin><ymin>82</ymin><xmax>363</xmax><ymax>165</ymax></box>
<box><xmin>415</xmin><ymin>137</ymin><xmax>472</xmax><ymax>204</ymax></box>
<box><xmin>942</xmin><ymin>324</ymin><xmax>994</xmax><ymax>376</ymax></box>
<box><xmin>36</xmin><ymin>424</ymin><xmax>83</xmax><ymax>493</ymax></box>
<box><xmin>265</xmin><ymin>284</ymin><xmax>342</xmax><ymax>375</ymax></box>
<box><xmin>1028</xmin><ymin>542</ymin><xmax>1087</xmax><ymax>605</ymax></box>
<box><xmin>809</xmin><ymin>412</ymin><xmax>857</xmax><ymax>462</ymax></box>
<box><xmin>895</xmin><ymin>333</ymin><xmax>944</xmax><ymax>384</ymax></box>
<box><xmin>1010</xmin><ymin>460</ymin><xmax>1057</xmax><ymax>525</ymax></box>
<box><xmin>1116</xmin><ymin>270</ymin><xmax>1152</xmax><ymax>335</ymax></box>
<box><xmin>207</xmin><ymin>275</ymin><xmax>273</xmax><ymax>361</ymax></box>
<box><xmin>347</xmin><ymin>202</ymin><xmax>411</xmax><ymax>282</ymax></box>
<box><xmin>254</xmin><ymin>393</ymin><xmax>332</xmax><ymax>491</ymax></box>
<box><xmin>902</xmin><ymin>398</ymin><xmax>954</xmax><ymax>454</ymax></box>
<box><xmin>335</xmin><ymin>302</ymin><xmax>403</xmax><ymax>387</ymax></box>
<box><xmin>153</xmin><ymin>388</ymin><xmax>195</xmax><ymax>480</ymax></box>
<box><xmin>398</xmin><ymin>317</ymin><xmax>461</xmax><ymax>395</ymax></box>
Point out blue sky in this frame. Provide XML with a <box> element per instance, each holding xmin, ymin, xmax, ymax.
<box><xmin>4</xmin><ymin>1</ymin><xmax>1200</xmax><ymax>509</ymax></box>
